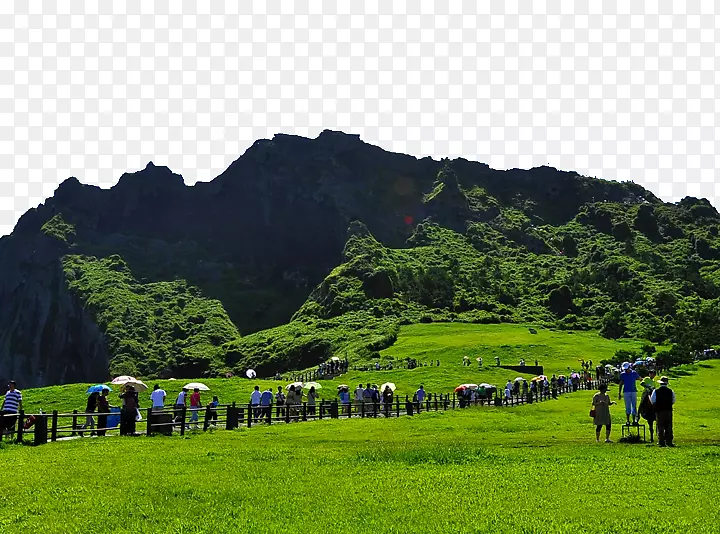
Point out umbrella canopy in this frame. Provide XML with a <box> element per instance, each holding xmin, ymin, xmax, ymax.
<box><xmin>286</xmin><ymin>381</ymin><xmax>303</xmax><ymax>390</ymax></box>
<box><xmin>514</xmin><ymin>377</ymin><xmax>525</xmax><ymax>382</ymax></box>
<box><xmin>111</xmin><ymin>375</ymin><xmax>138</xmax><ymax>385</ymax></box>
<box><xmin>475</xmin><ymin>357</ymin><xmax>482</xmax><ymax>362</ymax></box>
<box><xmin>304</xmin><ymin>381</ymin><xmax>322</xmax><ymax>390</ymax></box>
<box><xmin>454</xmin><ymin>385</ymin><xmax>468</xmax><ymax>392</ymax></box>
<box><xmin>122</xmin><ymin>380</ymin><xmax>148</xmax><ymax>392</ymax></box>
<box><xmin>570</xmin><ymin>372</ymin><xmax>580</xmax><ymax>378</ymax></box>
<box><xmin>86</xmin><ymin>384</ymin><xmax>111</xmax><ymax>394</ymax></box>
<box><xmin>380</xmin><ymin>382</ymin><xmax>396</xmax><ymax>392</ymax></box>
<box><xmin>246</xmin><ymin>369</ymin><xmax>257</xmax><ymax>379</ymax></box>
<box><xmin>604</xmin><ymin>364</ymin><xmax>614</xmax><ymax>368</ymax></box>
<box><xmin>183</xmin><ymin>382</ymin><xmax>210</xmax><ymax>391</ymax></box>
<box><xmin>458</xmin><ymin>383</ymin><xmax>478</xmax><ymax>389</ymax></box>
<box><xmin>330</xmin><ymin>356</ymin><xmax>340</xmax><ymax>361</ymax></box>
<box><xmin>337</xmin><ymin>384</ymin><xmax>349</xmax><ymax>389</ymax></box>
<box><xmin>478</xmin><ymin>383</ymin><xmax>495</xmax><ymax>389</ymax></box>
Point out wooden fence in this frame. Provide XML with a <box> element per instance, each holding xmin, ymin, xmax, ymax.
<box><xmin>0</xmin><ymin>377</ymin><xmax>609</xmax><ymax>447</ymax></box>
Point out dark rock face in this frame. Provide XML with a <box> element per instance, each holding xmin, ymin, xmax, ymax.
<box><xmin>0</xmin><ymin>234</ymin><xmax>109</xmax><ymax>391</ymax></box>
<box><xmin>0</xmin><ymin>130</ymin><xmax>664</xmax><ymax>387</ymax></box>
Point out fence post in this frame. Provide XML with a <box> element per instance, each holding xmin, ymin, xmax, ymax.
<box><xmin>318</xmin><ymin>402</ymin><xmax>323</xmax><ymax>420</ymax></box>
<box><xmin>302</xmin><ymin>403</ymin><xmax>307</xmax><ymax>422</ymax></box>
<box><xmin>396</xmin><ymin>397</ymin><xmax>400</xmax><ymax>417</ymax></box>
<box><xmin>146</xmin><ymin>408</ymin><xmax>153</xmax><ymax>436</ymax></box>
<box><xmin>361</xmin><ymin>401</ymin><xmax>365</xmax><ymax>418</ymax></box>
<box><xmin>247</xmin><ymin>404</ymin><xmax>253</xmax><ymax>428</ymax></box>
<box><xmin>452</xmin><ymin>393</ymin><xmax>456</xmax><ymax>409</ymax></box>
<box><xmin>203</xmin><ymin>405</ymin><xmax>212</xmax><ymax>431</ymax></box>
<box><xmin>51</xmin><ymin>410</ymin><xmax>58</xmax><ymax>442</ymax></box>
<box><xmin>285</xmin><ymin>403</ymin><xmax>291</xmax><ymax>424</ymax></box>
<box><xmin>180</xmin><ymin>406</ymin><xmax>187</xmax><ymax>436</ymax></box>
<box><xmin>267</xmin><ymin>403</ymin><xmax>272</xmax><ymax>425</ymax></box>
<box><xmin>16</xmin><ymin>410</ymin><xmax>25</xmax><ymax>442</ymax></box>
<box><xmin>225</xmin><ymin>405</ymin><xmax>234</xmax><ymax>431</ymax></box>
<box><xmin>434</xmin><ymin>394</ymin><xmax>438</xmax><ymax>411</ymax></box>
<box><xmin>71</xmin><ymin>410</ymin><xmax>78</xmax><ymax>437</ymax></box>
<box><xmin>34</xmin><ymin>414</ymin><xmax>48</xmax><ymax>446</ymax></box>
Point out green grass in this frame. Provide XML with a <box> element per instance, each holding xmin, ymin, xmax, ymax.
<box><xmin>14</xmin><ymin>323</ymin><xmax>655</xmax><ymax>414</ymax></box>
<box><xmin>1</xmin><ymin>360</ymin><xmax>719</xmax><ymax>533</ymax></box>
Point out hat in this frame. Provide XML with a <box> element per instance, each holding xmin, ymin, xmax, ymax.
<box><xmin>658</xmin><ymin>376</ymin><xmax>669</xmax><ymax>385</ymax></box>
<box><xmin>641</xmin><ymin>377</ymin><xmax>654</xmax><ymax>390</ymax></box>
<box><xmin>622</xmin><ymin>362</ymin><xmax>631</xmax><ymax>370</ymax></box>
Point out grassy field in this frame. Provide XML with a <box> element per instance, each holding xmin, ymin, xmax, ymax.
<box><xmin>0</xmin><ymin>359</ymin><xmax>718</xmax><ymax>533</ymax></box>
<box><xmin>15</xmin><ymin>323</ymin><xmax>653</xmax><ymax>414</ymax></box>
<box><xmin>1</xmin><ymin>324</ymin><xmax>716</xmax><ymax>533</ymax></box>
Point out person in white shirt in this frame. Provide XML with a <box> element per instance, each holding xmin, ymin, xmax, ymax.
<box><xmin>250</xmin><ymin>385</ymin><xmax>262</xmax><ymax>422</ymax></box>
<box><xmin>173</xmin><ymin>388</ymin><xmax>187</xmax><ymax>425</ymax></box>
<box><xmin>150</xmin><ymin>384</ymin><xmax>166</xmax><ymax>412</ymax></box>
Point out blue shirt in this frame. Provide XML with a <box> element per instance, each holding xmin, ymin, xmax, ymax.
<box><xmin>260</xmin><ymin>391</ymin><xmax>273</xmax><ymax>406</ymax></box>
<box><xmin>619</xmin><ymin>370</ymin><xmax>640</xmax><ymax>393</ymax></box>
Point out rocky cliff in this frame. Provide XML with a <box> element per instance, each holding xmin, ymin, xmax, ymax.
<box><xmin>1</xmin><ymin>130</ymin><xmax>718</xmax><ymax>388</ymax></box>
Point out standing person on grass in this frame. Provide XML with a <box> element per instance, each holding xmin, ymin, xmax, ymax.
<box><xmin>0</xmin><ymin>381</ymin><xmax>22</xmax><ymax>437</ymax></box>
<box><xmin>639</xmin><ymin>378</ymin><xmax>657</xmax><ymax>443</ymax></box>
<box><xmin>96</xmin><ymin>389</ymin><xmax>110</xmax><ymax>436</ymax></box>
<box><xmin>651</xmin><ymin>376</ymin><xmax>676</xmax><ymax>447</ymax></box>
<box><xmin>260</xmin><ymin>387</ymin><xmax>273</xmax><ymax>420</ymax></box>
<box><xmin>306</xmin><ymin>386</ymin><xmax>318</xmax><ymax>416</ymax></box>
<box><xmin>189</xmin><ymin>388</ymin><xmax>202</xmax><ymax>429</ymax></box>
<box><xmin>618</xmin><ymin>362</ymin><xmax>641</xmax><ymax>425</ymax></box>
<box><xmin>415</xmin><ymin>385</ymin><xmax>426</xmax><ymax>412</ymax></box>
<box><xmin>174</xmin><ymin>388</ymin><xmax>188</xmax><ymax>426</ymax></box>
<box><xmin>81</xmin><ymin>391</ymin><xmax>98</xmax><ymax>436</ymax></box>
<box><xmin>150</xmin><ymin>384</ymin><xmax>166</xmax><ymax>413</ymax></box>
<box><xmin>592</xmin><ymin>383</ymin><xmax>616</xmax><ymax>443</ymax></box>
<box><xmin>119</xmin><ymin>385</ymin><xmax>139</xmax><ymax>436</ymax></box>
<box><xmin>275</xmin><ymin>386</ymin><xmax>286</xmax><ymax>419</ymax></box>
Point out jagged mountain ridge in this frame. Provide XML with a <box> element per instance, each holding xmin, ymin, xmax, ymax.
<box><xmin>1</xmin><ymin>130</ymin><xmax>718</xmax><ymax>388</ymax></box>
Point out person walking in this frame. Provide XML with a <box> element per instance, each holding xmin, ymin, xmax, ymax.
<box><xmin>119</xmin><ymin>385</ymin><xmax>139</xmax><ymax>436</ymax></box>
<box><xmin>306</xmin><ymin>386</ymin><xmax>318</xmax><ymax>417</ymax></box>
<box><xmin>592</xmin><ymin>383</ymin><xmax>616</xmax><ymax>443</ymax></box>
<box><xmin>415</xmin><ymin>385</ymin><xmax>425</xmax><ymax>413</ymax></box>
<box><xmin>618</xmin><ymin>362</ymin><xmax>641</xmax><ymax>425</ymax></box>
<box><xmin>639</xmin><ymin>377</ymin><xmax>657</xmax><ymax>443</ymax></box>
<box><xmin>208</xmin><ymin>396</ymin><xmax>219</xmax><ymax>426</ymax></box>
<box><xmin>174</xmin><ymin>388</ymin><xmax>188</xmax><ymax>426</ymax></box>
<box><xmin>275</xmin><ymin>386</ymin><xmax>286</xmax><ymax>419</ymax></box>
<box><xmin>260</xmin><ymin>387</ymin><xmax>273</xmax><ymax>421</ymax></box>
<box><xmin>651</xmin><ymin>376</ymin><xmax>676</xmax><ymax>447</ymax></box>
<box><xmin>189</xmin><ymin>387</ymin><xmax>202</xmax><ymax>429</ymax></box>
<box><xmin>96</xmin><ymin>389</ymin><xmax>110</xmax><ymax>436</ymax></box>
<box><xmin>0</xmin><ymin>381</ymin><xmax>22</xmax><ymax>438</ymax></box>
<box><xmin>150</xmin><ymin>384</ymin><xmax>166</xmax><ymax>413</ymax></box>
<box><xmin>81</xmin><ymin>391</ymin><xmax>99</xmax><ymax>436</ymax></box>
<box><xmin>250</xmin><ymin>386</ymin><xmax>262</xmax><ymax>422</ymax></box>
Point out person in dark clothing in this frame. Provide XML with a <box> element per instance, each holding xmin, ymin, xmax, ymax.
<box><xmin>81</xmin><ymin>392</ymin><xmax>98</xmax><ymax>436</ymax></box>
<box><xmin>119</xmin><ymin>385</ymin><xmax>139</xmax><ymax>436</ymax></box>
<box><xmin>96</xmin><ymin>390</ymin><xmax>110</xmax><ymax>436</ymax></box>
<box><xmin>639</xmin><ymin>378</ymin><xmax>657</xmax><ymax>443</ymax></box>
<box><xmin>650</xmin><ymin>376</ymin><xmax>675</xmax><ymax>447</ymax></box>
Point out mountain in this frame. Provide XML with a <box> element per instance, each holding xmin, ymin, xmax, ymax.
<box><xmin>1</xmin><ymin>130</ymin><xmax>720</xmax><ymax>388</ymax></box>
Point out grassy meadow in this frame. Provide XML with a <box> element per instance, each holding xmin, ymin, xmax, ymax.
<box><xmin>1</xmin><ymin>324</ymin><xmax>716</xmax><ymax>534</ymax></box>
<box><xmin>18</xmin><ymin>323</ymin><xmax>652</xmax><ymax>414</ymax></box>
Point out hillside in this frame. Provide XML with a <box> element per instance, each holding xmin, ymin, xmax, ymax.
<box><xmin>1</xmin><ymin>130</ymin><xmax>720</xmax><ymax>387</ymax></box>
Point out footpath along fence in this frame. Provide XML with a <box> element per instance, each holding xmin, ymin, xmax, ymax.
<box><xmin>0</xmin><ymin>377</ymin><xmax>610</xmax><ymax>447</ymax></box>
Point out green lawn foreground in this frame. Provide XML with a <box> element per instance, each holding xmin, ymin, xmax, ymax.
<box><xmin>1</xmin><ymin>361</ymin><xmax>719</xmax><ymax>533</ymax></box>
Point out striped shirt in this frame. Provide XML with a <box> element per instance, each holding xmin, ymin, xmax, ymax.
<box><xmin>2</xmin><ymin>390</ymin><xmax>22</xmax><ymax>413</ymax></box>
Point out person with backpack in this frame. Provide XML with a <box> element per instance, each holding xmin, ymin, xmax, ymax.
<box><xmin>119</xmin><ymin>385</ymin><xmax>139</xmax><ymax>436</ymax></box>
<box><xmin>275</xmin><ymin>386</ymin><xmax>286</xmax><ymax>419</ymax></box>
<box><xmin>208</xmin><ymin>396</ymin><xmax>219</xmax><ymax>426</ymax></box>
<box><xmin>650</xmin><ymin>376</ymin><xmax>676</xmax><ymax>447</ymax></box>
<box><xmin>639</xmin><ymin>377</ymin><xmax>656</xmax><ymax>443</ymax></box>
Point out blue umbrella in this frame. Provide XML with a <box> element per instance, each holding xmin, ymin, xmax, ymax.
<box><xmin>86</xmin><ymin>384</ymin><xmax>112</xmax><ymax>394</ymax></box>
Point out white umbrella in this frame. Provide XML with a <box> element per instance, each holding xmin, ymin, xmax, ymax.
<box><xmin>380</xmin><ymin>382</ymin><xmax>396</xmax><ymax>392</ymax></box>
<box><xmin>479</xmin><ymin>383</ymin><xmax>495</xmax><ymax>388</ymax></box>
<box><xmin>330</xmin><ymin>356</ymin><xmax>340</xmax><ymax>362</ymax></box>
<box><xmin>246</xmin><ymin>369</ymin><xmax>257</xmax><ymax>379</ymax></box>
<box><xmin>286</xmin><ymin>381</ymin><xmax>303</xmax><ymax>390</ymax></box>
<box><xmin>122</xmin><ymin>380</ymin><xmax>148</xmax><ymax>392</ymax></box>
<box><xmin>111</xmin><ymin>375</ymin><xmax>137</xmax><ymax>385</ymax></box>
<box><xmin>304</xmin><ymin>381</ymin><xmax>322</xmax><ymax>390</ymax></box>
<box><xmin>337</xmin><ymin>384</ymin><xmax>349</xmax><ymax>389</ymax></box>
<box><xmin>514</xmin><ymin>377</ymin><xmax>525</xmax><ymax>382</ymax></box>
<box><xmin>183</xmin><ymin>382</ymin><xmax>210</xmax><ymax>391</ymax></box>
<box><xmin>458</xmin><ymin>383</ymin><xmax>478</xmax><ymax>389</ymax></box>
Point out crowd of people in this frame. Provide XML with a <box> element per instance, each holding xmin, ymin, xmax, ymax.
<box><xmin>592</xmin><ymin>362</ymin><xmax>676</xmax><ymax>446</ymax></box>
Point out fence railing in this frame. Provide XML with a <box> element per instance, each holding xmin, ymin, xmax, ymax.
<box><xmin>0</xmin><ymin>377</ymin><xmax>610</xmax><ymax>447</ymax></box>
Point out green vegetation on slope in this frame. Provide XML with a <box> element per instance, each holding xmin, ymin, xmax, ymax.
<box><xmin>63</xmin><ymin>254</ymin><xmax>241</xmax><ymax>378</ymax></box>
<box><xmin>2</xmin><ymin>360</ymin><xmax>719</xmax><ymax>534</ymax></box>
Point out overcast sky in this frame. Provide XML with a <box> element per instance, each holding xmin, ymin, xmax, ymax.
<box><xmin>1</xmin><ymin>0</ymin><xmax>718</xmax><ymax>236</ymax></box>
